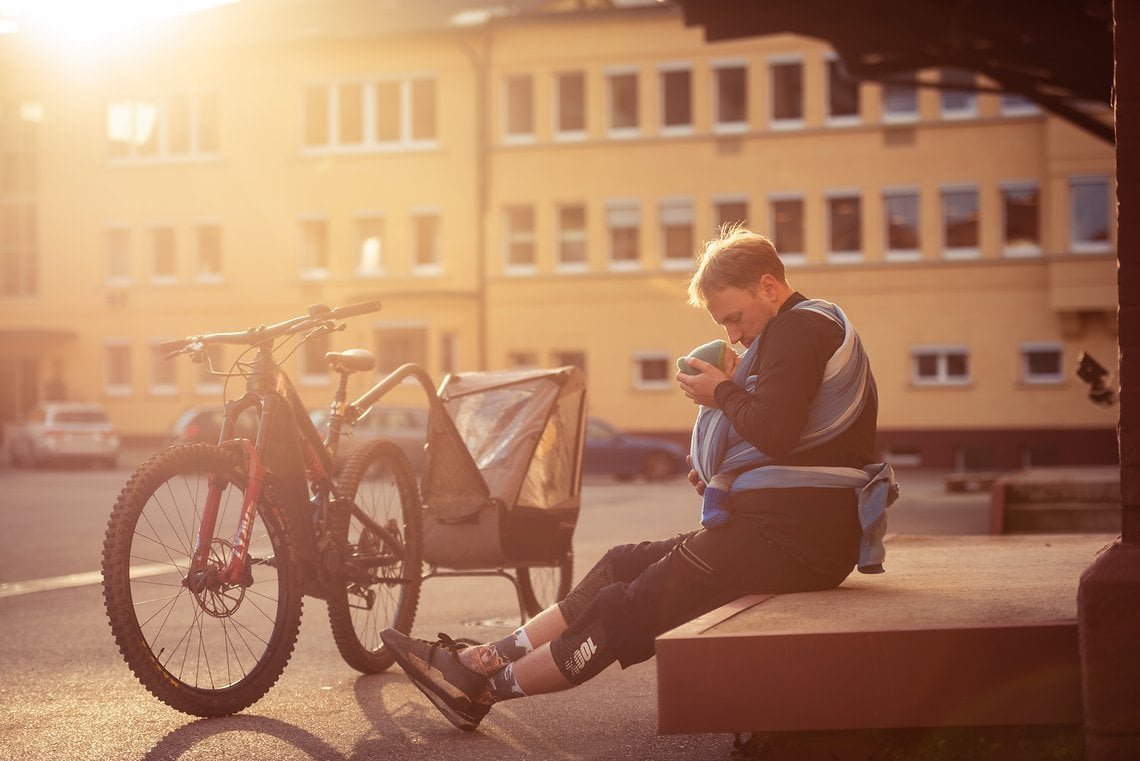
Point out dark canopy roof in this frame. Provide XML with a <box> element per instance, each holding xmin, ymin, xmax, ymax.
<box><xmin>671</xmin><ymin>0</ymin><xmax>1114</xmax><ymax>142</ymax></box>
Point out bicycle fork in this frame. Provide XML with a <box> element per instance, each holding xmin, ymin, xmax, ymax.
<box><xmin>184</xmin><ymin>439</ymin><xmax>266</xmax><ymax>593</ymax></box>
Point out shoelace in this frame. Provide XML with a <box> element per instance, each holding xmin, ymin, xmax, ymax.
<box><xmin>435</xmin><ymin>632</ymin><xmax>465</xmax><ymax>653</ymax></box>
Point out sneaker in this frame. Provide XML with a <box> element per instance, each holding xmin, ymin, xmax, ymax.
<box><xmin>380</xmin><ymin>629</ymin><xmax>491</xmax><ymax>731</ymax></box>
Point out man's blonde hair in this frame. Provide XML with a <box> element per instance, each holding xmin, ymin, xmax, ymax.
<box><xmin>687</xmin><ymin>225</ymin><xmax>787</xmax><ymax>307</ymax></box>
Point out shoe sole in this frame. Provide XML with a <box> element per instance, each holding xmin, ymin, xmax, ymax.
<box><xmin>383</xmin><ymin>635</ymin><xmax>486</xmax><ymax>731</ymax></box>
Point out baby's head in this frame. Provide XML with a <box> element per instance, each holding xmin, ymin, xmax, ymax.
<box><xmin>677</xmin><ymin>339</ymin><xmax>730</xmax><ymax>375</ymax></box>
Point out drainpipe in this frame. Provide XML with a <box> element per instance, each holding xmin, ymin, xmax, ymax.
<box><xmin>458</xmin><ymin>27</ymin><xmax>491</xmax><ymax>371</ymax></box>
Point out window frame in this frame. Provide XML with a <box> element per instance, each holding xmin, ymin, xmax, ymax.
<box><xmin>1020</xmin><ymin>341</ymin><xmax>1064</xmax><ymax>385</ymax></box>
<box><xmin>605</xmin><ymin>67</ymin><xmax>640</xmax><ymax>139</ymax></box>
<box><xmin>882</xmin><ymin>77</ymin><xmax>919</xmax><ymax>123</ymax></box>
<box><xmin>556</xmin><ymin>202</ymin><xmax>588</xmax><ymax>273</ymax></box>
<box><xmin>502</xmin><ymin>73</ymin><xmax>536</xmax><ymax>144</ymax></box>
<box><xmin>149</xmin><ymin>223</ymin><xmax>178</xmax><ymax>285</ymax></box>
<box><xmin>411</xmin><ymin>208</ymin><xmax>443</xmax><ymax>275</ymax></box>
<box><xmin>354</xmin><ymin>212</ymin><xmax>386</xmax><ymax>277</ymax></box>
<box><xmin>659</xmin><ymin>62</ymin><xmax>694</xmax><ymax>136</ymax></box>
<box><xmin>148</xmin><ymin>339</ymin><xmax>178</xmax><ymax>396</ymax></box>
<box><xmin>712</xmin><ymin>59</ymin><xmax>748</xmax><ymax>134</ymax></box>
<box><xmin>1000</xmin><ymin>180</ymin><xmax>1042</xmax><ymax>258</ymax></box>
<box><xmin>193</xmin><ymin>220</ymin><xmax>223</xmax><ymax>283</ymax></box>
<box><xmin>105</xmin><ymin>225</ymin><xmax>132</xmax><ymax>286</ymax></box>
<box><xmin>659</xmin><ymin>196</ymin><xmax>695</xmax><ymax>271</ymax></box>
<box><xmin>768</xmin><ymin>192</ymin><xmax>806</xmax><ymax>266</ymax></box>
<box><xmin>503</xmin><ymin>204</ymin><xmax>537</xmax><ymax>274</ymax></box>
<box><xmin>298</xmin><ymin>216</ymin><xmax>330</xmax><ymax>280</ymax></box>
<box><xmin>554</xmin><ymin>70</ymin><xmax>587</xmax><ymax>141</ymax></box>
<box><xmin>103</xmin><ymin>339</ymin><xmax>133</xmax><ymax>397</ymax></box>
<box><xmin>911</xmin><ymin>345</ymin><xmax>971</xmax><ymax>386</ymax></box>
<box><xmin>632</xmin><ymin>350</ymin><xmax>672</xmax><ymax>390</ymax></box>
<box><xmin>825</xmin><ymin>189</ymin><xmax>863</xmax><ymax>263</ymax></box>
<box><xmin>1069</xmin><ymin>174</ymin><xmax>1113</xmax><ymax>254</ymax></box>
<box><xmin>883</xmin><ymin>186</ymin><xmax>921</xmax><ymax>262</ymax></box>
<box><xmin>940</xmin><ymin>183</ymin><xmax>981</xmax><ymax>260</ymax></box>
<box><xmin>939</xmin><ymin>68</ymin><xmax>978</xmax><ymax>119</ymax></box>
<box><xmin>605</xmin><ymin>198</ymin><xmax>641</xmax><ymax>271</ymax></box>
<box><xmin>768</xmin><ymin>54</ymin><xmax>805</xmax><ymax>130</ymax></box>
<box><xmin>825</xmin><ymin>54</ymin><xmax>860</xmax><ymax>126</ymax></box>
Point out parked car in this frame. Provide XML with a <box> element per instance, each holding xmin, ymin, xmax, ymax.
<box><xmin>310</xmin><ymin>405</ymin><xmax>428</xmax><ymax>472</ymax></box>
<box><xmin>168</xmin><ymin>405</ymin><xmax>259</xmax><ymax>445</ymax></box>
<box><xmin>583</xmin><ymin>417</ymin><xmax>687</xmax><ymax>481</ymax></box>
<box><xmin>7</xmin><ymin>402</ymin><xmax>120</xmax><ymax>468</ymax></box>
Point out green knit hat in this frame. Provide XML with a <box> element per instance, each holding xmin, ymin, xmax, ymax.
<box><xmin>677</xmin><ymin>339</ymin><xmax>730</xmax><ymax>375</ymax></box>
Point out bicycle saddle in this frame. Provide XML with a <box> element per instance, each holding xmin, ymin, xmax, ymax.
<box><xmin>325</xmin><ymin>349</ymin><xmax>376</xmax><ymax>374</ymax></box>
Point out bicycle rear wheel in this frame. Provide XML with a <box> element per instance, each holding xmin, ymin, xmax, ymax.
<box><xmin>517</xmin><ymin>550</ymin><xmax>574</xmax><ymax>617</ymax></box>
<box><xmin>101</xmin><ymin>443</ymin><xmax>303</xmax><ymax>717</ymax></box>
<box><xmin>327</xmin><ymin>439</ymin><xmax>423</xmax><ymax>673</ymax></box>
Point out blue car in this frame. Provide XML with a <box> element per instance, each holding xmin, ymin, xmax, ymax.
<box><xmin>583</xmin><ymin>417</ymin><xmax>688</xmax><ymax>481</ymax></box>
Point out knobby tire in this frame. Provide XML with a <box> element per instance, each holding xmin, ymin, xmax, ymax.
<box><xmin>327</xmin><ymin>439</ymin><xmax>423</xmax><ymax>673</ymax></box>
<box><xmin>101</xmin><ymin>443</ymin><xmax>303</xmax><ymax>717</ymax></box>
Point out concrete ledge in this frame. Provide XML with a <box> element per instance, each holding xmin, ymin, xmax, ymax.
<box><xmin>656</xmin><ymin>533</ymin><xmax>1114</xmax><ymax>735</ymax></box>
<box><xmin>990</xmin><ymin>467</ymin><xmax>1121</xmax><ymax>534</ymax></box>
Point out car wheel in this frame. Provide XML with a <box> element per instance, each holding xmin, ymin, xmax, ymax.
<box><xmin>643</xmin><ymin>452</ymin><xmax>677</xmax><ymax>481</ymax></box>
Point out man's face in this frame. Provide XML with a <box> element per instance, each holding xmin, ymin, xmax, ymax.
<box><xmin>705</xmin><ymin>283</ymin><xmax>778</xmax><ymax>347</ymax></box>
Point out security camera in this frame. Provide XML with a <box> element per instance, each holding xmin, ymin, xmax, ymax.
<box><xmin>1076</xmin><ymin>351</ymin><xmax>1116</xmax><ymax>406</ymax></box>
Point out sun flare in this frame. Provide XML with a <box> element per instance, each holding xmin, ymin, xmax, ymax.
<box><xmin>0</xmin><ymin>0</ymin><xmax>237</xmax><ymax>53</ymax></box>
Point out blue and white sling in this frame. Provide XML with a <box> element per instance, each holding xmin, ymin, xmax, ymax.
<box><xmin>689</xmin><ymin>299</ymin><xmax>899</xmax><ymax>573</ymax></box>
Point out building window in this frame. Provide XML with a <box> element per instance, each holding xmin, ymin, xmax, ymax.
<box><xmin>1001</xmin><ymin>181</ymin><xmax>1041</xmax><ymax>256</ymax></box>
<box><xmin>633</xmin><ymin>351</ymin><xmax>671</xmax><ymax>390</ymax></box>
<box><xmin>912</xmin><ymin>346</ymin><xmax>970</xmax><ymax>385</ymax></box>
<box><xmin>1070</xmin><ymin>175</ymin><xmax>1112</xmax><ymax>253</ymax></box>
<box><xmin>606</xmin><ymin>69</ymin><xmax>639</xmax><ymax>137</ymax></box>
<box><xmin>940</xmin><ymin>69</ymin><xmax>977</xmax><ymax>119</ymax></box>
<box><xmin>713</xmin><ymin>61</ymin><xmax>747</xmax><ymax>132</ymax></box>
<box><xmin>556</xmin><ymin>203</ymin><xmax>587</xmax><ymax>271</ymax></box>
<box><xmin>660</xmin><ymin>65</ymin><xmax>693</xmax><ymax>135</ymax></box>
<box><xmin>606</xmin><ymin>200</ymin><xmax>640</xmax><ymax>270</ymax></box>
<box><xmin>882</xmin><ymin>77</ymin><xmax>918</xmax><ymax>122</ymax></box>
<box><xmin>196</xmin><ymin>345</ymin><xmax>223</xmax><ymax>394</ymax></box>
<box><xmin>150</xmin><ymin>225</ymin><xmax>177</xmax><ymax>283</ymax></box>
<box><xmin>941</xmin><ymin>185</ymin><xmax>980</xmax><ymax>259</ymax></box>
<box><xmin>194</xmin><ymin>223</ymin><xmax>222</xmax><ymax>281</ymax></box>
<box><xmin>300</xmin><ymin>331</ymin><xmax>330</xmax><ymax>386</ymax></box>
<box><xmin>769</xmin><ymin>195</ymin><xmax>805</xmax><ymax>264</ymax></box>
<box><xmin>1020</xmin><ymin>342</ymin><xmax>1063</xmax><ymax>384</ymax></box>
<box><xmin>299</xmin><ymin>218</ymin><xmax>329</xmax><ymax>278</ymax></box>
<box><xmin>553</xmin><ymin>350</ymin><xmax>586</xmax><ymax>376</ymax></box>
<box><xmin>1000</xmin><ymin>92</ymin><xmax>1039</xmax><ymax>117</ymax></box>
<box><xmin>149</xmin><ymin>341</ymin><xmax>178</xmax><ymax>395</ymax></box>
<box><xmin>305</xmin><ymin>76</ymin><xmax>437</xmax><ymax>151</ymax></box>
<box><xmin>355</xmin><ymin>214</ymin><xmax>384</xmax><ymax>275</ymax></box>
<box><xmin>1</xmin><ymin>100</ymin><xmax>40</xmax><ymax>298</ymax></box>
<box><xmin>659</xmin><ymin>197</ymin><xmax>694</xmax><ymax>270</ymax></box>
<box><xmin>826</xmin><ymin>57</ymin><xmax>860</xmax><ymax>124</ymax></box>
<box><xmin>104</xmin><ymin>341</ymin><xmax>132</xmax><ymax>396</ymax></box>
<box><xmin>883</xmin><ymin>188</ymin><xmax>920</xmax><ymax>261</ymax></box>
<box><xmin>338</xmin><ymin>82</ymin><xmax>364</xmax><ymax>145</ymax></box>
<box><xmin>440</xmin><ymin>332</ymin><xmax>459</xmax><ymax>376</ymax></box>
<box><xmin>504</xmin><ymin>205</ymin><xmax>536</xmax><ymax>272</ymax></box>
<box><xmin>507</xmin><ymin>350</ymin><xmax>538</xmax><ymax>369</ymax></box>
<box><xmin>503</xmin><ymin>74</ymin><xmax>534</xmax><ymax>142</ymax></box>
<box><xmin>713</xmin><ymin>196</ymin><xmax>748</xmax><ymax>233</ymax></box>
<box><xmin>107</xmin><ymin>94</ymin><xmax>219</xmax><ymax>160</ymax></box>
<box><xmin>555</xmin><ymin>71</ymin><xmax>586</xmax><ymax>139</ymax></box>
<box><xmin>374</xmin><ymin>326</ymin><xmax>428</xmax><ymax>375</ymax></box>
<box><xmin>105</xmin><ymin>227</ymin><xmax>131</xmax><ymax>285</ymax></box>
<box><xmin>412</xmin><ymin>211</ymin><xmax>441</xmax><ymax>273</ymax></box>
<box><xmin>769</xmin><ymin>57</ymin><xmax>804</xmax><ymax>128</ymax></box>
<box><xmin>827</xmin><ymin>192</ymin><xmax>862</xmax><ymax>262</ymax></box>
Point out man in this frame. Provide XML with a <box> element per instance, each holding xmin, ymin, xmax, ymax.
<box><xmin>381</xmin><ymin>226</ymin><xmax>885</xmax><ymax>731</ymax></box>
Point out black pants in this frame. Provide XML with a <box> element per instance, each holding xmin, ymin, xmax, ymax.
<box><xmin>549</xmin><ymin>519</ymin><xmax>854</xmax><ymax>684</ymax></box>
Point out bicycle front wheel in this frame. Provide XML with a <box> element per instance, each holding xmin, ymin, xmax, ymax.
<box><xmin>101</xmin><ymin>443</ymin><xmax>303</xmax><ymax>717</ymax></box>
<box><xmin>327</xmin><ymin>439</ymin><xmax>423</xmax><ymax>674</ymax></box>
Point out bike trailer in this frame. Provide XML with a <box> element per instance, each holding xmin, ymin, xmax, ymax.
<box><xmin>420</xmin><ymin>365</ymin><xmax>587</xmax><ymax>570</ymax></box>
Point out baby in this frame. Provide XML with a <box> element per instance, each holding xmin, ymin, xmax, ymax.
<box><xmin>678</xmin><ymin>339</ymin><xmax>738</xmax><ymax>528</ymax></box>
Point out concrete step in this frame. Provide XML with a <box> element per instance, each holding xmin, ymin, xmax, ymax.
<box><xmin>656</xmin><ymin>533</ymin><xmax>1115</xmax><ymax>735</ymax></box>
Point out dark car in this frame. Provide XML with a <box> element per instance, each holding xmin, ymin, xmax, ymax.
<box><xmin>309</xmin><ymin>405</ymin><xmax>428</xmax><ymax>472</ymax></box>
<box><xmin>583</xmin><ymin>417</ymin><xmax>687</xmax><ymax>481</ymax></box>
<box><xmin>168</xmin><ymin>405</ymin><xmax>259</xmax><ymax>445</ymax></box>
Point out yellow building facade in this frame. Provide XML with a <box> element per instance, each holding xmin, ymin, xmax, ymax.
<box><xmin>0</xmin><ymin>2</ymin><xmax>1119</xmax><ymax>469</ymax></box>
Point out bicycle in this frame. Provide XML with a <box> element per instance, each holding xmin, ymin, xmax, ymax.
<box><xmin>101</xmin><ymin>302</ymin><xmax>585</xmax><ymax>718</ymax></box>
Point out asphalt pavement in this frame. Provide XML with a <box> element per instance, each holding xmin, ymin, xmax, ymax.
<box><xmin>0</xmin><ymin>458</ymin><xmax>993</xmax><ymax>761</ymax></box>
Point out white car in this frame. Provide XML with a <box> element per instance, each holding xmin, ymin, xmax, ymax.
<box><xmin>8</xmin><ymin>402</ymin><xmax>120</xmax><ymax>468</ymax></box>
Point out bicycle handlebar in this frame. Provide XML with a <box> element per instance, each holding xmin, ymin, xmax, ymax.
<box><xmin>160</xmin><ymin>301</ymin><xmax>383</xmax><ymax>357</ymax></box>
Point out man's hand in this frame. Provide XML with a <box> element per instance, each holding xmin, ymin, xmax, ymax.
<box><xmin>685</xmin><ymin>455</ymin><xmax>706</xmax><ymax>496</ymax></box>
<box><xmin>675</xmin><ymin>355</ymin><xmax>734</xmax><ymax>406</ymax></box>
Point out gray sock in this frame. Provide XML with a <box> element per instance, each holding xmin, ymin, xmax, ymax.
<box><xmin>487</xmin><ymin>662</ymin><xmax>527</xmax><ymax>703</ymax></box>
